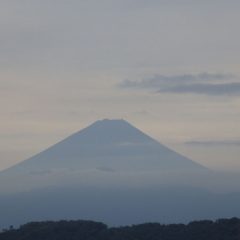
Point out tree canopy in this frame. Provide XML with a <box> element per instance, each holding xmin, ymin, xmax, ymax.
<box><xmin>1</xmin><ymin>218</ymin><xmax>240</xmax><ymax>240</ymax></box>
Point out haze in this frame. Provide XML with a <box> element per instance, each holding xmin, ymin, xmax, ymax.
<box><xmin>1</xmin><ymin>0</ymin><xmax>240</xmax><ymax>172</ymax></box>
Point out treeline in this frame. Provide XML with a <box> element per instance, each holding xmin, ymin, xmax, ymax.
<box><xmin>0</xmin><ymin>218</ymin><xmax>240</xmax><ymax>240</ymax></box>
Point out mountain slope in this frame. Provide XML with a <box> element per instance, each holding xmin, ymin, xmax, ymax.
<box><xmin>2</xmin><ymin>119</ymin><xmax>206</xmax><ymax>175</ymax></box>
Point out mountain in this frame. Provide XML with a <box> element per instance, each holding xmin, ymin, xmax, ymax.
<box><xmin>0</xmin><ymin>119</ymin><xmax>240</xmax><ymax>228</ymax></box>
<box><xmin>2</xmin><ymin>119</ymin><xmax>206</xmax><ymax>174</ymax></box>
<box><xmin>0</xmin><ymin>119</ymin><xmax>208</xmax><ymax>193</ymax></box>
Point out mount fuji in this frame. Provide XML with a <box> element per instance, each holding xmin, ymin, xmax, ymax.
<box><xmin>0</xmin><ymin>119</ymin><xmax>240</xmax><ymax>227</ymax></box>
<box><xmin>0</xmin><ymin>119</ymin><xmax>207</xmax><ymax>193</ymax></box>
<box><xmin>3</xmin><ymin>119</ymin><xmax>206</xmax><ymax>173</ymax></box>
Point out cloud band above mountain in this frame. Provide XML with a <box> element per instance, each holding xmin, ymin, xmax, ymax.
<box><xmin>119</xmin><ymin>73</ymin><xmax>240</xmax><ymax>96</ymax></box>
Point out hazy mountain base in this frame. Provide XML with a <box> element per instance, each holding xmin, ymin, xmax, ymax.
<box><xmin>0</xmin><ymin>167</ymin><xmax>239</xmax><ymax>194</ymax></box>
<box><xmin>1</xmin><ymin>183</ymin><xmax>240</xmax><ymax>228</ymax></box>
<box><xmin>1</xmin><ymin>169</ymin><xmax>240</xmax><ymax>228</ymax></box>
<box><xmin>1</xmin><ymin>218</ymin><xmax>240</xmax><ymax>240</ymax></box>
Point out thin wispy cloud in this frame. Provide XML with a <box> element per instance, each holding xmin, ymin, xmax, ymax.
<box><xmin>119</xmin><ymin>73</ymin><xmax>240</xmax><ymax>96</ymax></box>
<box><xmin>119</xmin><ymin>73</ymin><xmax>235</xmax><ymax>88</ymax></box>
<box><xmin>185</xmin><ymin>140</ymin><xmax>240</xmax><ymax>146</ymax></box>
<box><xmin>159</xmin><ymin>82</ymin><xmax>240</xmax><ymax>96</ymax></box>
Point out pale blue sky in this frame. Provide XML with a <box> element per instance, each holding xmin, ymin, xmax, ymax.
<box><xmin>1</xmin><ymin>0</ymin><xmax>240</xmax><ymax>171</ymax></box>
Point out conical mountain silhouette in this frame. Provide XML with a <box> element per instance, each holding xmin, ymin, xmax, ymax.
<box><xmin>3</xmin><ymin>119</ymin><xmax>206</xmax><ymax>175</ymax></box>
<box><xmin>2</xmin><ymin>120</ymin><xmax>240</xmax><ymax>228</ymax></box>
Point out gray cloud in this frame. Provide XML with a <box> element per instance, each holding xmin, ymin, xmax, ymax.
<box><xmin>119</xmin><ymin>73</ymin><xmax>240</xmax><ymax>96</ymax></box>
<box><xmin>119</xmin><ymin>73</ymin><xmax>235</xmax><ymax>88</ymax></box>
<box><xmin>160</xmin><ymin>82</ymin><xmax>240</xmax><ymax>96</ymax></box>
<box><xmin>185</xmin><ymin>140</ymin><xmax>240</xmax><ymax>146</ymax></box>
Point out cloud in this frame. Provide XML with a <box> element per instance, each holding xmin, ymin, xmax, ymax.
<box><xmin>159</xmin><ymin>82</ymin><xmax>240</xmax><ymax>96</ymax></box>
<box><xmin>119</xmin><ymin>73</ymin><xmax>240</xmax><ymax>96</ymax></box>
<box><xmin>185</xmin><ymin>140</ymin><xmax>240</xmax><ymax>146</ymax></box>
<box><xmin>119</xmin><ymin>73</ymin><xmax>235</xmax><ymax>88</ymax></box>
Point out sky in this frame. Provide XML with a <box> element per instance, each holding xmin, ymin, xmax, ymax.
<box><xmin>1</xmin><ymin>0</ymin><xmax>240</xmax><ymax>171</ymax></box>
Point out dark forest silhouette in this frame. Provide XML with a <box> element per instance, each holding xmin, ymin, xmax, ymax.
<box><xmin>1</xmin><ymin>218</ymin><xmax>240</xmax><ymax>240</ymax></box>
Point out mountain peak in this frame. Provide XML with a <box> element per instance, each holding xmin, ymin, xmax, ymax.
<box><xmin>2</xmin><ymin>119</ymin><xmax>207</xmax><ymax>177</ymax></box>
<box><xmin>96</xmin><ymin>118</ymin><xmax>126</xmax><ymax>122</ymax></box>
<box><xmin>90</xmin><ymin>118</ymin><xmax>132</xmax><ymax>127</ymax></box>
<box><xmin>72</xmin><ymin>118</ymin><xmax>154</xmax><ymax>145</ymax></box>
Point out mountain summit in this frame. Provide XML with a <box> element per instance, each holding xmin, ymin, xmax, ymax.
<box><xmin>2</xmin><ymin>119</ymin><xmax>206</xmax><ymax>176</ymax></box>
